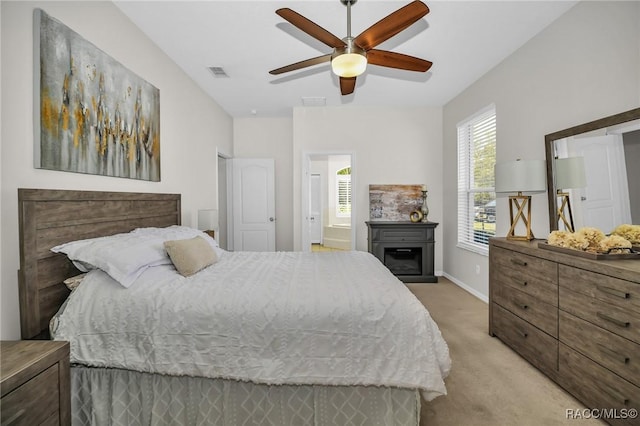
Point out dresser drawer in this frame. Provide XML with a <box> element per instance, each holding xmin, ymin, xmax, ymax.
<box><xmin>493</xmin><ymin>284</ymin><xmax>558</xmax><ymax>337</ymax></box>
<box><xmin>559</xmin><ymin>310</ymin><xmax>640</xmax><ymax>387</ymax></box>
<box><xmin>369</xmin><ymin>226</ymin><xmax>433</xmax><ymax>242</ymax></box>
<box><xmin>491</xmin><ymin>246</ymin><xmax>558</xmax><ymax>285</ymax></box>
<box><xmin>492</xmin><ymin>303</ymin><xmax>558</xmax><ymax>378</ymax></box>
<box><xmin>1</xmin><ymin>363</ymin><xmax>60</xmax><ymax>425</ymax></box>
<box><xmin>559</xmin><ymin>265</ymin><xmax>640</xmax><ymax>315</ymax></box>
<box><xmin>492</xmin><ymin>263</ymin><xmax>557</xmax><ymax>307</ymax></box>
<box><xmin>560</xmin><ymin>286</ymin><xmax>640</xmax><ymax>345</ymax></box>
<box><xmin>559</xmin><ymin>343</ymin><xmax>640</xmax><ymax>426</ymax></box>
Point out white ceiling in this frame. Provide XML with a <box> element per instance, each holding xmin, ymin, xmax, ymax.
<box><xmin>115</xmin><ymin>1</ymin><xmax>578</xmax><ymax>118</ymax></box>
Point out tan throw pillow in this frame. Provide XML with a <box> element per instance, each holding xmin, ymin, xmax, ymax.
<box><xmin>63</xmin><ymin>273</ymin><xmax>87</xmax><ymax>291</ymax></box>
<box><xmin>164</xmin><ymin>236</ymin><xmax>218</xmax><ymax>277</ymax></box>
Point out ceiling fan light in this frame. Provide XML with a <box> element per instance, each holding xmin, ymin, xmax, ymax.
<box><xmin>331</xmin><ymin>53</ymin><xmax>367</xmax><ymax>78</ymax></box>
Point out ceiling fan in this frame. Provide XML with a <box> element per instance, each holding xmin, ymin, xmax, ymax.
<box><xmin>269</xmin><ymin>0</ymin><xmax>432</xmax><ymax>96</ymax></box>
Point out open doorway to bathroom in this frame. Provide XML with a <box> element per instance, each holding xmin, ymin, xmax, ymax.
<box><xmin>305</xmin><ymin>153</ymin><xmax>354</xmax><ymax>252</ymax></box>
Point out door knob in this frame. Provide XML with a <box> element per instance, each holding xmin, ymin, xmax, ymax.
<box><xmin>269</xmin><ymin>217</ymin><xmax>275</xmax><ymax>222</ymax></box>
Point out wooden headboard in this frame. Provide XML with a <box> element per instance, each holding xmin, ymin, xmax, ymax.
<box><xmin>18</xmin><ymin>188</ymin><xmax>181</xmax><ymax>339</ymax></box>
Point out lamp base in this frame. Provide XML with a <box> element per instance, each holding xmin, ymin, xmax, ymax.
<box><xmin>557</xmin><ymin>191</ymin><xmax>575</xmax><ymax>233</ymax></box>
<box><xmin>506</xmin><ymin>193</ymin><xmax>535</xmax><ymax>241</ymax></box>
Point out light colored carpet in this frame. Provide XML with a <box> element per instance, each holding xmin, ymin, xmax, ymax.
<box><xmin>408</xmin><ymin>278</ymin><xmax>604</xmax><ymax>426</ymax></box>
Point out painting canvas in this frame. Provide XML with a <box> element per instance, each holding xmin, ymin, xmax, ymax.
<box><xmin>369</xmin><ymin>184</ymin><xmax>423</xmax><ymax>221</ymax></box>
<box><xmin>34</xmin><ymin>9</ymin><xmax>160</xmax><ymax>181</ymax></box>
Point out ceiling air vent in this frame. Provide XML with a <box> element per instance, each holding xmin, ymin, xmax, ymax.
<box><xmin>301</xmin><ymin>97</ymin><xmax>326</xmax><ymax>107</ymax></box>
<box><xmin>208</xmin><ymin>66</ymin><xmax>229</xmax><ymax>78</ymax></box>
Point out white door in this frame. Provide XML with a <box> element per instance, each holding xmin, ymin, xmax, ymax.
<box><xmin>572</xmin><ymin>135</ymin><xmax>631</xmax><ymax>231</ymax></box>
<box><xmin>231</xmin><ymin>158</ymin><xmax>276</xmax><ymax>251</ymax></box>
<box><xmin>309</xmin><ymin>174</ymin><xmax>322</xmax><ymax>244</ymax></box>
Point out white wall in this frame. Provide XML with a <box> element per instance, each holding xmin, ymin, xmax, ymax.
<box><xmin>442</xmin><ymin>1</ymin><xmax>640</xmax><ymax>301</ymax></box>
<box><xmin>233</xmin><ymin>117</ymin><xmax>294</xmax><ymax>251</ymax></box>
<box><xmin>292</xmin><ymin>106</ymin><xmax>443</xmax><ymax>275</ymax></box>
<box><xmin>1</xmin><ymin>1</ymin><xmax>233</xmax><ymax>339</ymax></box>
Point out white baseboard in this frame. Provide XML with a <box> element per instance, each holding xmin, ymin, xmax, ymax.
<box><xmin>442</xmin><ymin>273</ymin><xmax>488</xmax><ymax>304</ymax></box>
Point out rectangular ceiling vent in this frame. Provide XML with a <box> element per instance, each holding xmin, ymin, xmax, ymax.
<box><xmin>208</xmin><ymin>66</ymin><xmax>229</xmax><ymax>78</ymax></box>
<box><xmin>301</xmin><ymin>97</ymin><xmax>326</xmax><ymax>107</ymax></box>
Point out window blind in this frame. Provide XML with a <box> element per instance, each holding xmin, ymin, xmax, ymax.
<box><xmin>337</xmin><ymin>173</ymin><xmax>351</xmax><ymax>217</ymax></box>
<box><xmin>457</xmin><ymin>106</ymin><xmax>496</xmax><ymax>255</ymax></box>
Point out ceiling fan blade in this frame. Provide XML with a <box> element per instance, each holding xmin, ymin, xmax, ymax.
<box><xmin>269</xmin><ymin>54</ymin><xmax>332</xmax><ymax>75</ymax></box>
<box><xmin>353</xmin><ymin>1</ymin><xmax>429</xmax><ymax>51</ymax></box>
<box><xmin>340</xmin><ymin>77</ymin><xmax>357</xmax><ymax>95</ymax></box>
<box><xmin>276</xmin><ymin>8</ymin><xmax>346</xmax><ymax>49</ymax></box>
<box><xmin>367</xmin><ymin>49</ymin><xmax>432</xmax><ymax>72</ymax></box>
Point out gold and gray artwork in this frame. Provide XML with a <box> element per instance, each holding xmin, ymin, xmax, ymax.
<box><xmin>36</xmin><ymin>9</ymin><xmax>160</xmax><ymax>181</ymax></box>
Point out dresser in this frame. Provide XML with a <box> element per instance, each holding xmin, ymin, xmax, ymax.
<box><xmin>489</xmin><ymin>238</ymin><xmax>640</xmax><ymax>425</ymax></box>
<box><xmin>366</xmin><ymin>221</ymin><xmax>438</xmax><ymax>283</ymax></box>
<box><xmin>1</xmin><ymin>341</ymin><xmax>71</xmax><ymax>426</ymax></box>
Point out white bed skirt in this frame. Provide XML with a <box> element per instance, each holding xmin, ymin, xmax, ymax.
<box><xmin>71</xmin><ymin>366</ymin><xmax>421</xmax><ymax>426</ymax></box>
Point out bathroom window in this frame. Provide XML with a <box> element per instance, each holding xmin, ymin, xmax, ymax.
<box><xmin>336</xmin><ymin>167</ymin><xmax>351</xmax><ymax>217</ymax></box>
<box><xmin>457</xmin><ymin>105</ymin><xmax>496</xmax><ymax>255</ymax></box>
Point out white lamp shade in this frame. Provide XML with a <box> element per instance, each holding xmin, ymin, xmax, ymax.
<box><xmin>198</xmin><ymin>209</ymin><xmax>219</xmax><ymax>231</ymax></box>
<box><xmin>331</xmin><ymin>53</ymin><xmax>367</xmax><ymax>78</ymax></box>
<box><xmin>555</xmin><ymin>157</ymin><xmax>586</xmax><ymax>189</ymax></box>
<box><xmin>495</xmin><ymin>159</ymin><xmax>546</xmax><ymax>194</ymax></box>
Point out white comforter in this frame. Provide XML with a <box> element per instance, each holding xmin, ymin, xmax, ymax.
<box><xmin>52</xmin><ymin>250</ymin><xmax>450</xmax><ymax>400</ymax></box>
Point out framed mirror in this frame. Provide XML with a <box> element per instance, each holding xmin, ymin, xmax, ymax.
<box><xmin>545</xmin><ymin>107</ymin><xmax>640</xmax><ymax>232</ymax></box>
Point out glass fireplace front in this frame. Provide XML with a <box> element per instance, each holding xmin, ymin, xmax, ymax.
<box><xmin>383</xmin><ymin>247</ymin><xmax>422</xmax><ymax>276</ymax></box>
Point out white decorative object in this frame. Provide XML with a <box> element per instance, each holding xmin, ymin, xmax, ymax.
<box><xmin>198</xmin><ymin>209</ymin><xmax>219</xmax><ymax>232</ymax></box>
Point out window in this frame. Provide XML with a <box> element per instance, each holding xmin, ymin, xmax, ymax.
<box><xmin>457</xmin><ymin>105</ymin><xmax>496</xmax><ymax>255</ymax></box>
<box><xmin>336</xmin><ymin>167</ymin><xmax>351</xmax><ymax>217</ymax></box>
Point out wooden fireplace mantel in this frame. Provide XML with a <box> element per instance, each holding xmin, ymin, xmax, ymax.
<box><xmin>366</xmin><ymin>221</ymin><xmax>438</xmax><ymax>283</ymax></box>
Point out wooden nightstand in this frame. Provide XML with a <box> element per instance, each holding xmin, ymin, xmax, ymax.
<box><xmin>1</xmin><ymin>340</ymin><xmax>70</xmax><ymax>425</ymax></box>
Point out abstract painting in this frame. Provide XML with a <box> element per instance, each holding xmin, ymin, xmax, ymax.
<box><xmin>34</xmin><ymin>9</ymin><xmax>160</xmax><ymax>181</ymax></box>
<box><xmin>369</xmin><ymin>184</ymin><xmax>424</xmax><ymax>221</ymax></box>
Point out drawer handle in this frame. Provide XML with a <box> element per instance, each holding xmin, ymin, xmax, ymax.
<box><xmin>3</xmin><ymin>409</ymin><xmax>26</xmax><ymax>424</ymax></box>
<box><xmin>596</xmin><ymin>343</ymin><xmax>630</xmax><ymax>365</ymax></box>
<box><xmin>602</xmin><ymin>383</ymin><xmax>630</xmax><ymax>406</ymax></box>
<box><xmin>596</xmin><ymin>285</ymin><xmax>630</xmax><ymax>299</ymax></box>
<box><xmin>518</xmin><ymin>330</ymin><xmax>528</xmax><ymax>338</ymax></box>
<box><xmin>522</xmin><ymin>281</ymin><xmax>528</xmax><ymax>287</ymax></box>
<box><xmin>510</xmin><ymin>258</ymin><xmax>527</xmax><ymax>267</ymax></box>
<box><xmin>597</xmin><ymin>312</ymin><xmax>630</xmax><ymax>328</ymax></box>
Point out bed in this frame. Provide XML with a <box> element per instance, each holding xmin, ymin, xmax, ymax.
<box><xmin>17</xmin><ymin>188</ymin><xmax>450</xmax><ymax>426</ymax></box>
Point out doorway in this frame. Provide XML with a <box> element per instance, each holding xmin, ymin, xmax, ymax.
<box><xmin>302</xmin><ymin>153</ymin><xmax>355</xmax><ymax>252</ymax></box>
<box><xmin>217</xmin><ymin>154</ymin><xmax>228</xmax><ymax>250</ymax></box>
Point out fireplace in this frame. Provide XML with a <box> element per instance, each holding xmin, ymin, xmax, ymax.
<box><xmin>384</xmin><ymin>247</ymin><xmax>422</xmax><ymax>276</ymax></box>
<box><xmin>366</xmin><ymin>221</ymin><xmax>438</xmax><ymax>283</ymax></box>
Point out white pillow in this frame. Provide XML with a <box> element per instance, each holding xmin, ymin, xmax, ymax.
<box><xmin>51</xmin><ymin>232</ymin><xmax>171</xmax><ymax>288</ymax></box>
<box><xmin>132</xmin><ymin>225</ymin><xmax>225</xmax><ymax>257</ymax></box>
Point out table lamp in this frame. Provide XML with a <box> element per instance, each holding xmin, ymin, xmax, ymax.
<box><xmin>555</xmin><ymin>156</ymin><xmax>586</xmax><ymax>233</ymax></box>
<box><xmin>198</xmin><ymin>209</ymin><xmax>219</xmax><ymax>239</ymax></box>
<box><xmin>495</xmin><ymin>159</ymin><xmax>546</xmax><ymax>241</ymax></box>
